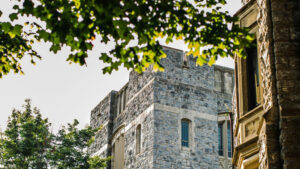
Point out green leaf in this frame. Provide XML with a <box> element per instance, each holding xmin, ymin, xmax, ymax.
<box><xmin>13</xmin><ymin>25</ymin><xmax>22</xmax><ymax>36</ymax></box>
<box><xmin>9</xmin><ymin>13</ymin><xmax>18</xmax><ymax>21</ymax></box>
<box><xmin>246</xmin><ymin>34</ymin><xmax>254</xmax><ymax>41</ymax></box>
<box><xmin>1</xmin><ymin>22</ymin><xmax>12</xmax><ymax>33</ymax></box>
<box><xmin>50</xmin><ymin>45</ymin><xmax>61</xmax><ymax>53</ymax></box>
<box><xmin>12</xmin><ymin>5</ymin><xmax>19</xmax><ymax>10</ymax></box>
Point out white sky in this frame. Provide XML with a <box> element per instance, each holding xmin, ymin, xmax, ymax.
<box><xmin>0</xmin><ymin>0</ymin><xmax>242</xmax><ymax>132</ymax></box>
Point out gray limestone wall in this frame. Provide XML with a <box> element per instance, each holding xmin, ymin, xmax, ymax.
<box><xmin>112</xmin><ymin>70</ymin><xmax>154</xmax><ymax>133</ymax></box>
<box><xmin>153</xmin><ymin>109</ymin><xmax>220</xmax><ymax>169</ymax></box>
<box><xmin>157</xmin><ymin>48</ymin><xmax>215</xmax><ymax>90</ymax></box>
<box><xmin>119</xmin><ymin>68</ymin><xmax>155</xmax><ymax>169</ymax></box>
<box><xmin>214</xmin><ymin>65</ymin><xmax>234</xmax><ymax>95</ymax></box>
<box><xmin>153</xmin><ymin>77</ymin><xmax>231</xmax><ymax>116</ymax></box>
<box><xmin>89</xmin><ymin>68</ymin><xmax>156</xmax><ymax>168</ymax></box>
<box><xmin>90</xmin><ymin>91</ymin><xmax>116</xmax><ymax>129</ymax></box>
<box><xmin>152</xmin><ymin>47</ymin><xmax>233</xmax><ymax>169</ymax></box>
<box><xmin>124</xmin><ymin>109</ymin><xmax>155</xmax><ymax>169</ymax></box>
<box><xmin>89</xmin><ymin>91</ymin><xmax>116</xmax><ymax>158</ymax></box>
<box><xmin>219</xmin><ymin>157</ymin><xmax>232</xmax><ymax>169</ymax></box>
<box><xmin>106</xmin><ymin>67</ymin><xmax>156</xmax><ymax>168</ymax></box>
<box><xmin>112</xmin><ymin>64</ymin><xmax>155</xmax><ymax>131</ymax></box>
<box><xmin>125</xmin><ymin>66</ymin><xmax>155</xmax><ymax>103</ymax></box>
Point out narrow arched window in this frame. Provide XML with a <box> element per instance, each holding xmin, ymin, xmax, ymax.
<box><xmin>218</xmin><ymin>122</ymin><xmax>224</xmax><ymax>156</ymax></box>
<box><xmin>136</xmin><ymin>124</ymin><xmax>141</xmax><ymax>154</ymax></box>
<box><xmin>111</xmin><ymin>126</ymin><xmax>125</xmax><ymax>169</ymax></box>
<box><xmin>227</xmin><ymin>122</ymin><xmax>232</xmax><ymax>157</ymax></box>
<box><xmin>181</xmin><ymin>119</ymin><xmax>190</xmax><ymax>147</ymax></box>
<box><xmin>182</xmin><ymin>53</ymin><xmax>189</xmax><ymax>68</ymax></box>
<box><xmin>246</xmin><ymin>41</ymin><xmax>261</xmax><ymax>111</ymax></box>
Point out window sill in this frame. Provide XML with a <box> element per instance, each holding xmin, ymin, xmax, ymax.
<box><xmin>181</xmin><ymin>146</ymin><xmax>191</xmax><ymax>151</ymax></box>
<box><xmin>239</xmin><ymin>105</ymin><xmax>263</xmax><ymax>122</ymax></box>
<box><xmin>219</xmin><ymin>156</ymin><xmax>232</xmax><ymax>159</ymax></box>
<box><xmin>182</xmin><ymin>65</ymin><xmax>189</xmax><ymax>69</ymax></box>
<box><xmin>114</xmin><ymin>109</ymin><xmax>127</xmax><ymax>121</ymax></box>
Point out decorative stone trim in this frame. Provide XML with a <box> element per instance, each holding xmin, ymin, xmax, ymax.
<box><xmin>125</xmin><ymin>78</ymin><xmax>155</xmax><ymax>106</ymax></box>
<box><xmin>154</xmin><ymin>103</ymin><xmax>218</xmax><ymax>121</ymax></box>
<box><xmin>257</xmin><ymin>0</ymin><xmax>275</xmax><ymax>113</ymax></box>
<box><xmin>91</xmin><ymin>144</ymin><xmax>108</xmax><ymax>157</ymax></box>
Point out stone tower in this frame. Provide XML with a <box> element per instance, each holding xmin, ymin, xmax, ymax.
<box><xmin>89</xmin><ymin>46</ymin><xmax>234</xmax><ymax>169</ymax></box>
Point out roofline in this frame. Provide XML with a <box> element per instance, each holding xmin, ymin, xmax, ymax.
<box><xmin>218</xmin><ymin>112</ymin><xmax>232</xmax><ymax>115</ymax></box>
<box><xmin>116</xmin><ymin>82</ymin><xmax>129</xmax><ymax>95</ymax></box>
<box><xmin>91</xmin><ymin>90</ymin><xmax>117</xmax><ymax>111</ymax></box>
<box><xmin>234</xmin><ymin>0</ymin><xmax>256</xmax><ymax>17</ymax></box>
<box><xmin>214</xmin><ymin>64</ymin><xmax>234</xmax><ymax>72</ymax></box>
<box><xmin>161</xmin><ymin>45</ymin><xmax>184</xmax><ymax>52</ymax></box>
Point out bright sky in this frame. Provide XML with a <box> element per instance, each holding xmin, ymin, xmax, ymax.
<box><xmin>0</xmin><ymin>0</ymin><xmax>242</xmax><ymax>132</ymax></box>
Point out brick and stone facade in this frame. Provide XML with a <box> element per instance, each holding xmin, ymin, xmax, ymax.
<box><xmin>89</xmin><ymin>47</ymin><xmax>234</xmax><ymax>169</ymax></box>
<box><xmin>233</xmin><ymin>0</ymin><xmax>300</xmax><ymax>168</ymax></box>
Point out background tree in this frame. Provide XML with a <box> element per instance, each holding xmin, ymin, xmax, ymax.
<box><xmin>0</xmin><ymin>0</ymin><xmax>253</xmax><ymax>77</ymax></box>
<box><xmin>0</xmin><ymin>99</ymin><xmax>108</xmax><ymax>169</ymax></box>
<box><xmin>48</xmin><ymin>119</ymin><xmax>110</xmax><ymax>169</ymax></box>
<box><xmin>0</xmin><ymin>99</ymin><xmax>52</xmax><ymax>168</ymax></box>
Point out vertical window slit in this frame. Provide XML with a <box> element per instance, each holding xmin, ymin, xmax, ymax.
<box><xmin>136</xmin><ymin>124</ymin><xmax>141</xmax><ymax>154</ymax></box>
<box><xmin>181</xmin><ymin>119</ymin><xmax>190</xmax><ymax>147</ymax></box>
<box><xmin>218</xmin><ymin>123</ymin><xmax>223</xmax><ymax>156</ymax></box>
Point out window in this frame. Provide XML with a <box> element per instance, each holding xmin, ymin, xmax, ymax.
<box><xmin>112</xmin><ymin>143</ymin><xmax>116</xmax><ymax>168</ymax></box>
<box><xmin>227</xmin><ymin>122</ymin><xmax>232</xmax><ymax>157</ymax></box>
<box><xmin>235</xmin><ymin>61</ymin><xmax>241</xmax><ymax>117</ymax></box>
<box><xmin>217</xmin><ymin>117</ymin><xmax>232</xmax><ymax>158</ymax></box>
<box><xmin>246</xmin><ymin>42</ymin><xmax>261</xmax><ymax>111</ymax></box>
<box><xmin>183</xmin><ymin>53</ymin><xmax>189</xmax><ymax>67</ymax></box>
<box><xmin>136</xmin><ymin>125</ymin><xmax>141</xmax><ymax>154</ymax></box>
<box><xmin>116</xmin><ymin>88</ymin><xmax>127</xmax><ymax>116</ymax></box>
<box><xmin>119</xmin><ymin>92</ymin><xmax>123</xmax><ymax>114</ymax></box>
<box><xmin>181</xmin><ymin>119</ymin><xmax>190</xmax><ymax>147</ymax></box>
<box><xmin>112</xmin><ymin>134</ymin><xmax>125</xmax><ymax>169</ymax></box>
<box><xmin>214</xmin><ymin>70</ymin><xmax>222</xmax><ymax>92</ymax></box>
<box><xmin>111</xmin><ymin>126</ymin><xmax>125</xmax><ymax>169</ymax></box>
<box><xmin>123</xmin><ymin>89</ymin><xmax>126</xmax><ymax>110</ymax></box>
<box><xmin>224</xmin><ymin>72</ymin><xmax>233</xmax><ymax>94</ymax></box>
<box><xmin>218</xmin><ymin>123</ymin><xmax>224</xmax><ymax>156</ymax></box>
<box><xmin>117</xmin><ymin>96</ymin><xmax>121</xmax><ymax>115</ymax></box>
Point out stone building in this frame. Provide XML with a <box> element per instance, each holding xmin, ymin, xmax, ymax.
<box><xmin>89</xmin><ymin>47</ymin><xmax>235</xmax><ymax>169</ymax></box>
<box><xmin>232</xmin><ymin>0</ymin><xmax>300</xmax><ymax>168</ymax></box>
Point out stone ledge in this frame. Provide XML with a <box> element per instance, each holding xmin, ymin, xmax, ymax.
<box><xmin>154</xmin><ymin>103</ymin><xmax>218</xmax><ymax>121</ymax></box>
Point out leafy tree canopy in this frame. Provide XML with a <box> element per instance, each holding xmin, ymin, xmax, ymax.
<box><xmin>0</xmin><ymin>99</ymin><xmax>51</xmax><ymax>168</ymax></box>
<box><xmin>0</xmin><ymin>0</ymin><xmax>253</xmax><ymax>77</ymax></box>
<box><xmin>0</xmin><ymin>99</ymin><xmax>109</xmax><ymax>169</ymax></box>
<box><xmin>47</xmin><ymin>119</ymin><xmax>110</xmax><ymax>169</ymax></box>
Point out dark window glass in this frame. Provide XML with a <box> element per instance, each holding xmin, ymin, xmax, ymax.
<box><xmin>181</xmin><ymin>120</ymin><xmax>189</xmax><ymax>147</ymax></box>
<box><xmin>136</xmin><ymin>125</ymin><xmax>141</xmax><ymax>154</ymax></box>
<box><xmin>118</xmin><ymin>94</ymin><xmax>122</xmax><ymax>114</ymax></box>
<box><xmin>227</xmin><ymin>122</ymin><xmax>232</xmax><ymax>157</ymax></box>
<box><xmin>246</xmin><ymin>42</ymin><xmax>261</xmax><ymax>111</ymax></box>
<box><xmin>183</xmin><ymin>54</ymin><xmax>188</xmax><ymax>67</ymax></box>
<box><xmin>123</xmin><ymin>89</ymin><xmax>126</xmax><ymax>110</ymax></box>
<box><xmin>112</xmin><ymin>143</ymin><xmax>116</xmax><ymax>168</ymax></box>
<box><xmin>218</xmin><ymin>123</ymin><xmax>223</xmax><ymax>156</ymax></box>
